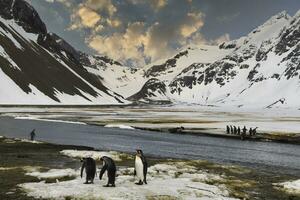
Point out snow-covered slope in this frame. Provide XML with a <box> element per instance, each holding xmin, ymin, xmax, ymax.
<box><xmin>130</xmin><ymin>10</ymin><xmax>300</xmax><ymax>109</ymax></box>
<box><xmin>0</xmin><ymin>1</ymin><xmax>299</xmax><ymax>108</ymax></box>
<box><xmin>0</xmin><ymin>0</ymin><xmax>127</xmax><ymax>105</ymax></box>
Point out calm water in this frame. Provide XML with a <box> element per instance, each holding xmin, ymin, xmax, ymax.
<box><xmin>0</xmin><ymin>116</ymin><xmax>299</xmax><ymax>175</ymax></box>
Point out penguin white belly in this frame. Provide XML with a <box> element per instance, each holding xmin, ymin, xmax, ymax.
<box><xmin>135</xmin><ymin>156</ymin><xmax>144</xmax><ymax>181</ymax></box>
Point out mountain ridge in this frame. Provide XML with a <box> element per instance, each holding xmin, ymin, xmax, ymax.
<box><xmin>0</xmin><ymin>0</ymin><xmax>299</xmax><ymax>108</ymax></box>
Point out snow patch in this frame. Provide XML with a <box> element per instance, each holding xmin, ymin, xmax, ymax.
<box><xmin>0</xmin><ymin>167</ymin><xmax>17</xmax><ymax>171</ymax></box>
<box><xmin>104</xmin><ymin>124</ymin><xmax>135</xmax><ymax>130</ymax></box>
<box><xmin>60</xmin><ymin>150</ymin><xmax>123</xmax><ymax>162</ymax></box>
<box><xmin>18</xmin><ymin>138</ymin><xmax>43</xmax><ymax>144</ymax></box>
<box><xmin>26</xmin><ymin>169</ymin><xmax>77</xmax><ymax>180</ymax></box>
<box><xmin>0</xmin><ymin>46</ymin><xmax>21</xmax><ymax>70</ymax></box>
<box><xmin>20</xmin><ymin>162</ymin><xmax>237</xmax><ymax>200</ymax></box>
<box><xmin>274</xmin><ymin>179</ymin><xmax>300</xmax><ymax>194</ymax></box>
<box><xmin>14</xmin><ymin>116</ymin><xmax>87</xmax><ymax>125</ymax></box>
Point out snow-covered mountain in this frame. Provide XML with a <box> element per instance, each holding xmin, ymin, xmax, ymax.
<box><xmin>128</xmin><ymin>10</ymin><xmax>300</xmax><ymax>109</ymax></box>
<box><xmin>0</xmin><ymin>0</ymin><xmax>299</xmax><ymax>108</ymax></box>
<box><xmin>0</xmin><ymin>0</ymin><xmax>127</xmax><ymax>104</ymax></box>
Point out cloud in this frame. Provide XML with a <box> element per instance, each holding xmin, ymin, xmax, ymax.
<box><xmin>43</xmin><ymin>0</ymin><xmax>72</xmax><ymax>7</ymax></box>
<box><xmin>88</xmin><ymin>22</ymin><xmax>147</xmax><ymax>66</ymax></box>
<box><xmin>40</xmin><ymin>0</ymin><xmax>225</xmax><ymax>66</ymax></box>
<box><xmin>213</xmin><ymin>33</ymin><xmax>231</xmax><ymax>44</ymax></box>
<box><xmin>84</xmin><ymin>0</ymin><xmax>117</xmax><ymax>16</ymax></box>
<box><xmin>151</xmin><ymin>0</ymin><xmax>168</xmax><ymax>9</ymax></box>
<box><xmin>68</xmin><ymin>0</ymin><xmax>119</xmax><ymax>32</ymax></box>
<box><xmin>86</xmin><ymin>10</ymin><xmax>206</xmax><ymax>66</ymax></box>
<box><xmin>217</xmin><ymin>12</ymin><xmax>240</xmax><ymax>23</ymax></box>
<box><xmin>180</xmin><ymin>12</ymin><xmax>205</xmax><ymax>37</ymax></box>
<box><xmin>74</xmin><ymin>6</ymin><xmax>101</xmax><ymax>28</ymax></box>
<box><xmin>106</xmin><ymin>18</ymin><xmax>122</xmax><ymax>27</ymax></box>
<box><xmin>128</xmin><ymin>0</ymin><xmax>168</xmax><ymax>10</ymax></box>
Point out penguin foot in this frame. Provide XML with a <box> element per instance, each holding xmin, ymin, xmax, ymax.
<box><xmin>103</xmin><ymin>184</ymin><xmax>109</xmax><ymax>187</ymax></box>
<box><xmin>144</xmin><ymin>180</ymin><xmax>147</xmax><ymax>184</ymax></box>
<box><xmin>135</xmin><ymin>181</ymin><xmax>143</xmax><ymax>185</ymax></box>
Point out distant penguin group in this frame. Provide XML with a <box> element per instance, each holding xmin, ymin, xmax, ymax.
<box><xmin>226</xmin><ymin>125</ymin><xmax>258</xmax><ymax>140</ymax></box>
<box><xmin>80</xmin><ymin>149</ymin><xmax>148</xmax><ymax>187</ymax></box>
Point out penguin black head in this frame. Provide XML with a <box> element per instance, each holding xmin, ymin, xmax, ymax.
<box><xmin>136</xmin><ymin>149</ymin><xmax>143</xmax><ymax>156</ymax></box>
<box><xmin>80</xmin><ymin>157</ymin><xmax>89</xmax><ymax>162</ymax></box>
<box><xmin>100</xmin><ymin>156</ymin><xmax>108</xmax><ymax>161</ymax></box>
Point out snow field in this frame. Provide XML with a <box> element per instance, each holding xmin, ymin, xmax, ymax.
<box><xmin>274</xmin><ymin>179</ymin><xmax>300</xmax><ymax>194</ymax></box>
<box><xmin>20</xmin><ymin>153</ymin><xmax>238</xmax><ymax>200</ymax></box>
<box><xmin>60</xmin><ymin>150</ymin><xmax>125</xmax><ymax>162</ymax></box>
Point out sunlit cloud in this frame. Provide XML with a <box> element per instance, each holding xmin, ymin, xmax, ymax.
<box><xmin>39</xmin><ymin>0</ymin><xmax>231</xmax><ymax>66</ymax></box>
<box><xmin>71</xmin><ymin>6</ymin><xmax>101</xmax><ymax>29</ymax></box>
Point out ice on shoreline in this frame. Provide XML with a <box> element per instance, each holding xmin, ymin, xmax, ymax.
<box><xmin>274</xmin><ymin>179</ymin><xmax>300</xmax><ymax>194</ymax></box>
<box><xmin>104</xmin><ymin>124</ymin><xmax>135</xmax><ymax>130</ymax></box>
<box><xmin>20</xmin><ymin>161</ymin><xmax>238</xmax><ymax>200</ymax></box>
<box><xmin>2</xmin><ymin>137</ymin><xmax>43</xmax><ymax>144</ymax></box>
<box><xmin>26</xmin><ymin>169</ymin><xmax>77</xmax><ymax>180</ymax></box>
<box><xmin>60</xmin><ymin>149</ymin><xmax>125</xmax><ymax>161</ymax></box>
<box><xmin>14</xmin><ymin>116</ymin><xmax>87</xmax><ymax>125</ymax></box>
<box><xmin>19</xmin><ymin>138</ymin><xmax>43</xmax><ymax>144</ymax></box>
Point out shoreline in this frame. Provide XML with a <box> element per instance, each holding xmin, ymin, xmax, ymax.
<box><xmin>7</xmin><ymin>115</ymin><xmax>298</xmax><ymax>145</ymax></box>
<box><xmin>86</xmin><ymin>121</ymin><xmax>300</xmax><ymax>145</ymax></box>
<box><xmin>0</xmin><ymin>136</ymin><xmax>299</xmax><ymax>200</ymax></box>
<box><xmin>139</xmin><ymin>127</ymin><xmax>300</xmax><ymax>145</ymax></box>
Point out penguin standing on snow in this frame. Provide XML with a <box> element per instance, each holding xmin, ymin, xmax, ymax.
<box><xmin>230</xmin><ymin>125</ymin><xmax>234</xmax><ymax>134</ymax></box>
<box><xmin>237</xmin><ymin>127</ymin><xmax>241</xmax><ymax>135</ymax></box>
<box><xmin>99</xmin><ymin>156</ymin><xmax>116</xmax><ymax>187</ymax></box>
<box><xmin>134</xmin><ymin>149</ymin><xmax>148</xmax><ymax>185</ymax></box>
<box><xmin>226</xmin><ymin>125</ymin><xmax>230</xmax><ymax>134</ymax></box>
<box><xmin>233</xmin><ymin>126</ymin><xmax>237</xmax><ymax>135</ymax></box>
<box><xmin>253</xmin><ymin>127</ymin><xmax>258</xmax><ymax>135</ymax></box>
<box><xmin>80</xmin><ymin>157</ymin><xmax>96</xmax><ymax>184</ymax></box>
<box><xmin>30</xmin><ymin>129</ymin><xmax>36</xmax><ymax>141</ymax></box>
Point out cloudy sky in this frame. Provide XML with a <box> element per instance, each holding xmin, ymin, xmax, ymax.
<box><xmin>28</xmin><ymin>0</ymin><xmax>299</xmax><ymax>67</ymax></box>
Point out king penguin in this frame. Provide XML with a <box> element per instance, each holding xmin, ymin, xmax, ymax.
<box><xmin>134</xmin><ymin>149</ymin><xmax>148</xmax><ymax>185</ymax></box>
<box><xmin>99</xmin><ymin>156</ymin><xmax>116</xmax><ymax>187</ymax></box>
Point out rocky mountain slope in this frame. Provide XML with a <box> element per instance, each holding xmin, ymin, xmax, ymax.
<box><xmin>129</xmin><ymin>10</ymin><xmax>300</xmax><ymax>109</ymax></box>
<box><xmin>0</xmin><ymin>0</ymin><xmax>127</xmax><ymax>104</ymax></box>
<box><xmin>0</xmin><ymin>0</ymin><xmax>299</xmax><ymax>108</ymax></box>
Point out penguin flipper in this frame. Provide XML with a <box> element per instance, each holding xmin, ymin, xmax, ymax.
<box><xmin>142</xmin><ymin>157</ymin><xmax>148</xmax><ymax>184</ymax></box>
<box><xmin>99</xmin><ymin>164</ymin><xmax>108</xmax><ymax>180</ymax></box>
<box><xmin>80</xmin><ymin>162</ymin><xmax>86</xmax><ymax>178</ymax></box>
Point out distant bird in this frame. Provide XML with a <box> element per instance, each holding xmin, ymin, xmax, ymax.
<box><xmin>230</xmin><ymin>125</ymin><xmax>234</xmax><ymax>134</ymax></box>
<box><xmin>253</xmin><ymin>127</ymin><xmax>258</xmax><ymax>135</ymax></box>
<box><xmin>30</xmin><ymin>129</ymin><xmax>36</xmax><ymax>141</ymax></box>
<box><xmin>241</xmin><ymin>126</ymin><xmax>247</xmax><ymax>140</ymax></box>
<box><xmin>234</xmin><ymin>126</ymin><xmax>237</xmax><ymax>135</ymax></box>
<box><xmin>249</xmin><ymin>128</ymin><xmax>253</xmax><ymax>136</ymax></box>
<box><xmin>226</xmin><ymin>125</ymin><xmax>230</xmax><ymax>134</ymax></box>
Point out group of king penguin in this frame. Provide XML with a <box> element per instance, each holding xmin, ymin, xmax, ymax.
<box><xmin>80</xmin><ymin>149</ymin><xmax>147</xmax><ymax>187</ymax></box>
